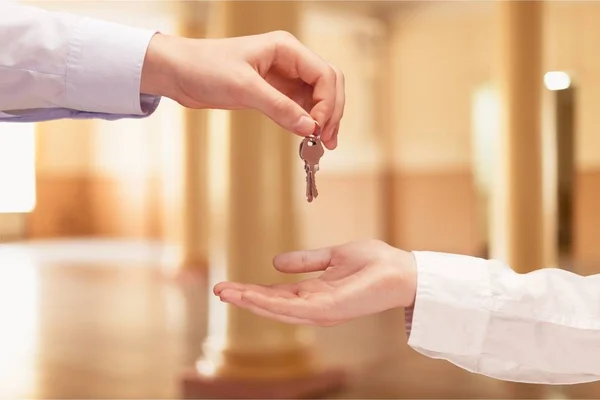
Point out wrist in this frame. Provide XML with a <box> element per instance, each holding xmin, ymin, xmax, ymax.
<box><xmin>140</xmin><ymin>33</ymin><xmax>178</xmax><ymax>97</ymax></box>
<box><xmin>404</xmin><ymin>251</ymin><xmax>418</xmax><ymax>308</ymax></box>
<box><xmin>400</xmin><ymin>250</ymin><xmax>417</xmax><ymax>339</ymax></box>
<box><xmin>391</xmin><ymin>248</ymin><xmax>418</xmax><ymax>309</ymax></box>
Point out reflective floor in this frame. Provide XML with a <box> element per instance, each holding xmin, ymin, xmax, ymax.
<box><xmin>0</xmin><ymin>239</ymin><xmax>597</xmax><ymax>399</ymax></box>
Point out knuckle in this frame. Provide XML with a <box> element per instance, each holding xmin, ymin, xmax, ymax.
<box><xmin>366</xmin><ymin>238</ymin><xmax>385</xmax><ymax>248</ymax></box>
<box><xmin>271</xmin><ymin>30</ymin><xmax>297</xmax><ymax>45</ymax></box>
<box><xmin>319</xmin><ymin>102</ymin><xmax>335</xmax><ymax>118</ymax></box>
<box><xmin>329</xmin><ymin>64</ymin><xmax>345</xmax><ymax>87</ymax></box>
<box><xmin>361</xmin><ymin>239</ymin><xmax>386</xmax><ymax>249</ymax></box>
<box><xmin>326</xmin><ymin>65</ymin><xmax>337</xmax><ymax>81</ymax></box>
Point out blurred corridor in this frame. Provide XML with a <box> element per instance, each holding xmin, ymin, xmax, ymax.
<box><xmin>2</xmin><ymin>0</ymin><xmax>600</xmax><ymax>398</ymax></box>
<box><xmin>0</xmin><ymin>239</ymin><xmax>497</xmax><ymax>399</ymax></box>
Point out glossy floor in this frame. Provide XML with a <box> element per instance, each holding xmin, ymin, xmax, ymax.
<box><xmin>0</xmin><ymin>239</ymin><xmax>596</xmax><ymax>399</ymax></box>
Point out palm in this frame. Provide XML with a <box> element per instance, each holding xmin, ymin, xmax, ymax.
<box><xmin>276</xmin><ymin>263</ymin><xmax>364</xmax><ymax>299</ymax></box>
<box><xmin>214</xmin><ymin>240</ymin><xmax>412</xmax><ymax>326</ymax></box>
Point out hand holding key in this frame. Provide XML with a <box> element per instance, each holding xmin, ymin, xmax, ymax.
<box><xmin>141</xmin><ymin>31</ymin><xmax>345</xmax><ymax>149</ymax></box>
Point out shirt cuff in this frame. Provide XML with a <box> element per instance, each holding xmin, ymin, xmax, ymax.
<box><xmin>65</xmin><ymin>16</ymin><xmax>160</xmax><ymax>116</ymax></box>
<box><xmin>407</xmin><ymin>251</ymin><xmax>492</xmax><ymax>360</ymax></box>
<box><xmin>405</xmin><ymin>305</ymin><xmax>414</xmax><ymax>339</ymax></box>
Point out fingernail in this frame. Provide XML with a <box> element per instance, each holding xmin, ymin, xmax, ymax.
<box><xmin>293</xmin><ymin>116</ymin><xmax>315</xmax><ymax>136</ymax></box>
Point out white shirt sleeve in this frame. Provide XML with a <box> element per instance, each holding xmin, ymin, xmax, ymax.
<box><xmin>407</xmin><ymin>251</ymin><xmax>600</xmax><ymax>385</ymax></box>
<box><xmin>0</xmin><ymin>2</ymin><xmax>160</xmax><ymax>122</ymax></box>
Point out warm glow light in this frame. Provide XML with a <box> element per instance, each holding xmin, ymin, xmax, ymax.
<box><xmin>544</xmin><ymin>71</ymin><xmax>571</xmax><ymax>91</ymax></box>
<box><xmin>0</xmin><ymin>123</ymin><xmax>36</xmax><ymax>213</ymax></box>
<box><xmin>0</xmin><ymin>244</ymin><xmax>39</xmax><ymax>395</ymax></box>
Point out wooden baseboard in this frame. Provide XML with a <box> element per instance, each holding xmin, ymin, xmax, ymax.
<box><xmin>27</xmin><ymin>171</ymin><xmax>482</xmax><ymax>256</ymax></box>
<box><xmin>28</xmin><ymin>175</ymin><xmax>93</xmax><ymax>238</ymax></box>
<box><xmin>573</xmin><ymin>170</ymin><xmax>600</xmax><ymax>271</ymax></box>
<box><xmin>28</xmin><ymin>174</ymin><xmax>163</xmax><ymax>240</ymax></box>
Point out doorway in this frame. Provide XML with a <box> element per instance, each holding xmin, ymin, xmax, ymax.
<box><xmin>554</xmin><ymin>86</ymin><xmax>576</xmax><ymax>260</ymax></box>
<box><xmin>470</xmin><ymin>81</ymin><xmax>576</xmax><ymax>263</ymax></box>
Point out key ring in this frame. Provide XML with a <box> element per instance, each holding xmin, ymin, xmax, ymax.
<box><xmin>312</xmin><ymin>121</ymin><xmax>321</xmax><ymax>139</ymax></box>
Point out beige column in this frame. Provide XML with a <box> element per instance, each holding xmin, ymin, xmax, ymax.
<box><xmin>176</xmin><ymin>2</ymin><xmax>210</xmax><ymax>275</ymax></box>
<box><xmin>492</xmin><ymin>1</ymin><xmax>545</xmax><ymax>274</ymax></box>
<box><xmin>182</xmin><ymin>2</ymin><xmax>345</xmax><ymax>398</ymax></box>
<box><xmin>377</xmin><ymin>20</ymin><xmax>397</xmax><ymax>246</ymax></box>
<box><xmin>493</xmin><ymin>2</ymin><xmax>547</xmax><ymax>398</ymax></box>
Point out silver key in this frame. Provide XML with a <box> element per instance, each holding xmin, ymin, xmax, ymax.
<box><xmin>304</xmin><ymin>163</ymin><xmax>313</xmax><ymax>201</ymax></box>
<box><xmin>300</xmin><ymin>133</ymin><xmax>324</xmax><ymax>203</ymax></box>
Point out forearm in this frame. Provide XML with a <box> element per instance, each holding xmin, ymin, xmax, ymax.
<box><xmin>407</xmin><ymin>251</ymin><xmax>600</xmax><ymax>384</ymax></box>
<box><xmin>0</xmin><ymin>3</ymin><xmax>160</xmax><ymax>122</ymax></box>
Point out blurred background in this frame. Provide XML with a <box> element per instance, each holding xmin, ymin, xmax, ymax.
<box><xmin>0</xmin><ymin>0</ymin><xmax>598</xmax><ymax>398</ymax></box>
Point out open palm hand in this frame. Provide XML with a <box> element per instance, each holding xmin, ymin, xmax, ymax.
<box><xmin>214</xmin><ymin>240</ymin><xmax>417</xmax><ymax>326</ymax></box>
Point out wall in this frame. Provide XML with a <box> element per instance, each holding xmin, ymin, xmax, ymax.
<box><xmin>297</xmin><ymin>1</ymin><xmax>493</xmax><ymax>256</ymax></box>
<box><xmin>387</xmin><ymin>1</ymin><xmax>496</xmax><ymax>255</ymax></box>
<box><xmin>26</xmin><ymin>1</ymin><xmax>182</xmax><ymax>240</ymax></box>
<box><xmin>297</xmin><ymin>5</ymin><xmax>389</xmax><ymax>250</ymax></box>
<box><xmin>30</xmin><ymin>119</ymin><xmax>94</xmax><ymax>237</ymax></box>
<box><xmin>385</xmin><ymin>1</ymin><xmax>600</xmax><ymax>266</ymax></box>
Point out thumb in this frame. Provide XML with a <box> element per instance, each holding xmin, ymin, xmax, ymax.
<box><xmin>247</xmin><ymin>76</ymin><xmax>316</xmax><ymax>136</ymax></box>
<box><xmin>273</xmin><ymin>247</ymin><xmax>332</xmax><ymax>274</ymax></box>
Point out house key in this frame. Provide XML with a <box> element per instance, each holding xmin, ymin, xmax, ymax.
<box><xmin>299</xmin><ymin>126</ymin><xmax>325</xmax><ymax>203</ymax></box>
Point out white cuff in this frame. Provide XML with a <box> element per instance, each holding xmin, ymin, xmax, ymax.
<box><xmin>65</xmin><ymin>17</ymin><xmax>157</xmax><ymax>115</ymax></box>
<box><xmin>408</xmin><ymin>251</ymin><xmax>492</xmax><ymax>366</ymax></box>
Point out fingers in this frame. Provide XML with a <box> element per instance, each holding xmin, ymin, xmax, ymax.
<box><xmin>218</xmin><ymin>289</ymin><xmax>315</xmax><ymax>325</ymax></box>
<box><xmin>322</xmin><ymin>64</ymin><xmax>345</xmax><ymax>150</ymax></box>
<box><xmin>214</xmin><ymin>282</ymin><xmax>343</xmax><ymax>326</ymax></box>
<box><xmin>242</xmin><ymin>290</ymin><xmax>319</xmax><ymax>320</ymax></box>
<box><xmin>213</xmin><ymin>281</ymin><xmax>297</xmax><ymax>298</ymax></box>
<box><xmin>245</xmin><ymin>74</ymin><xmax>317</xmax><ymax>137</ymax></box>
<box><xmin>268</xmin><ymin>32</ymin><xmax>344</xmax><ymax>145</ymax></box>
<box><xmin>330</xmin><ymin>125</ymin><xmax>339</xmax><ymax>149</ymax></box>
<box><xmin>273</xmin><ymin>247</ymin><xmax>333</xmax><ymax>274</ymax></box>
<box><xmin>242</xmin><ymin>290</ymin><xmax>341</xmax><ymax>326</ymax></box>
<box><xmin>213</xmin><ymin>280</ymin><xmax>321</xmax><ymax>320</ymax></box>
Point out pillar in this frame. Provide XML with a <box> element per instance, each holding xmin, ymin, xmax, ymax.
<box><xmin>492</xmin><ymin>2</ymin><xmax>547</xmax><ymax>398</ymax></box>
<box><xmin>492</xmin><ymin>1</ymin><xmax>545</xmax><ymax>273</ymax></box>
<box><xmin>181</xmin><ymin>2</ymin><xmax>346</xmax><ymax>398</ymax></box>
<box><xmin>377</xmin><ymin>20</ymin><xmax>397</xmax><ymax>246</ymax></box>
<box><xmin>175</xmin><ymin>2</ymin><xmax>210</xmax><ymax>277</ymax></box>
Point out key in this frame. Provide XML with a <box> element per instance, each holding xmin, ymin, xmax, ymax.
<box><xmin>300</xmin><ymin>133</ymin><xmax>325</xmax><ymax>203</ymax></box>
<box><xmin>304</xmin><ymin>163</ymin><xmax>313</xmax><ymax>202</ymax></box>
